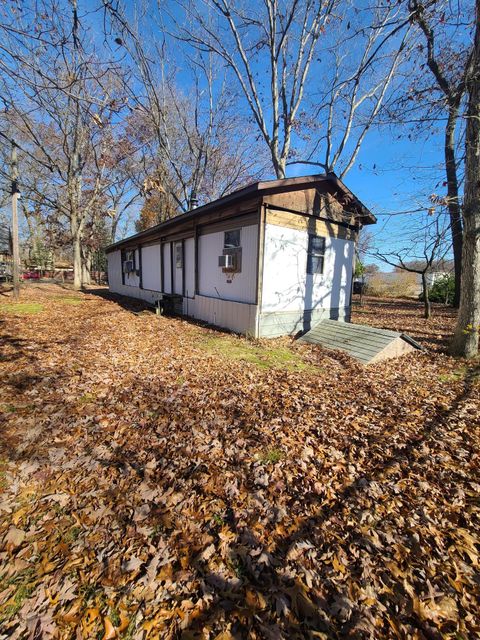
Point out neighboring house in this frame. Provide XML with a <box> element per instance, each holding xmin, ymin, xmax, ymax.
<box><xmin>106</xmin><ymin>174</ymin><xmax>376</xmax><ymax>338</ymax></box>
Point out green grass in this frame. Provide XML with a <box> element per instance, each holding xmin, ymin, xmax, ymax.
<box><xmin>199</xmin><ymin>335</ymin><xmax>317</xmax><ymax>372</ymax></box>
<box><xmin>78</xmin><ymin>392</ymin><xmax>97</xmax><ymax>404</ymax></box>
<box><xmin>109</xmin><ymin>608</ymin><xmax>121</xmax><ymax>627</ymax></box>
<box><xmin>259</xmin><ymin>447</ymin><xmax>284</xmax><ymax>464</ymax></box>
<box><xmin>439</xmin><ymin>361</ymin><xmax>480</xmax><ymax>383</ymax></box>
<box><xmin>0</xmin><ymin>568</ymin><xmax>37</xmax><ymax>623</ymax></box>
<box><xmin>64</xmin><ymin>526</ymin><xmax>82</xmax><ymax>544</ymax></box>
<box><xmin>54</xmin><ymin>296</ymin><xmax>83</xmax><ymax>305</ymax></box>
<box><xmin>1</xmin><ymin>404</ymin><xmax>17</xmax><ymax>413</ymax></box>
<box><xmin>0</xmin><ymin>303</ymin><xmax>43</xmax><ymax>315</ymax></box>
<box><xmin>212</xmin><ymin>513</ymin><xmax>224</xmax><ymax>526</ymax></box>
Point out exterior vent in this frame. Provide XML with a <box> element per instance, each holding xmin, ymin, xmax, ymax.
<box><xmin>218</xmin><ymin>254</ymin><xmax>236</xmax><ymax>269</ymax></box>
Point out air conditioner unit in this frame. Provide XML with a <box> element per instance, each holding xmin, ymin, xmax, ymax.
<box><xmin>123</xmin><ymin>260</ymin><xmax>134</xmax><ymax>273</ymax></box>
<box><xmin>218</xmin><ymin>254</ymin><xmax>236</xmax><ymax>269</ymax></box>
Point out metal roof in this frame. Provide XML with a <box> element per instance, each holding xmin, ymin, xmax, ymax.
<box><xmin>106</xmin><ymin>172</ymin><xmax>376</xmax><ymax>253</ymax></box>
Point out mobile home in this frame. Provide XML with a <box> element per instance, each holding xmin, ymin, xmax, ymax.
<box><xmin>106</xmin><ymin>173</ymin><xmax>376</xmax><ymax>338</ymax></box>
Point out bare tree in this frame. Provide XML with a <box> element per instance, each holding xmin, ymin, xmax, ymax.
<box><xmin>399</xmin><ymin>0</ymin><xmax>476</xmax><ymax>308</ymax></box>
<box><xmin>102</xmin><ymin>3</ymin><xmax>266</xmax><ymax>211</ymax></box>
<box><xmin>450</xmin><ymin>0</ymin><xmax>480</xmax><ymax>358</ymax></box>
<box><xmin>169</xmin><ymin>1</ymin><xmax>417</xmax><ymax>182</ymax></box>
<box><xmin>169</xmin><ymin>0</ymin><xmax>336</xmax><ymax>179</ymax></box>
<box><xmin>289</xmin><ymin>3</ymin><xmax>413</xmax><ymax>178</ymax></box>
<box><xmin>0</xmin><ymin>1</ymin><xmax>131</xmax><ymax>289</ymax></box>
<box><xmin>374</xmin><ymin>212</ymin><xmax>451</xmax><ymax>319</ymax></box>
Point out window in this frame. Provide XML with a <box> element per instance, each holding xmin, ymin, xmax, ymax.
<box><xmin>175</xmin><ymin>243</ymin><xmax>183</xmax><ymax>269</ymax></box>
<box><xmin>307</xmin><ymin>235</ymin><xmax>325</xmax><ymax>275</ymax></box>
<box><xmin>122</xmin><ymin>249</ymin><xmax>135</xmax><ymax>273</ymax></box>
<box><xmin>224</xmin><ymin>229</ymin><xmax>241</xmax><ymax>249</ymax></box>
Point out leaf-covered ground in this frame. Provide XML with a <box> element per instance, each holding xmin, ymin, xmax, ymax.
<box><xmin>1</xmin><ymin>284</ymin><xmax>479</xmax><ymax>640</ymax></box>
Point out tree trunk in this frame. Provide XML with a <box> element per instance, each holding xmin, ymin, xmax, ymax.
<box><xmin>73</xmin><ymin>232</ymin><xmax>82</xmax><ymax>290</ymax></box>
<box><xmin>450</xmin><ymin>1</ymin><xmax>480</xmax><ymax>358</ymax></box>
<box><xmin>422</xmin><ymin>273</ymin><xmax>431</xmax><ymax>319</ymax></box>
<box><xmin>81</xmin><ymin>249</ymin><xmax>91</xmax><ymax>286</ymax></box>
<box><xmin>272</xmin><ymin>151</ymin><xmax>286</xmax><ymax>179</ymax></box>
<box><xmin>444</xmin><ymin>106</ymin><xmax>463</xmax><ymax>308</ymax></box>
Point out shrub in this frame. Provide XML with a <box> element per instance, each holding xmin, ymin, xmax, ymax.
<box><xmin>366</xmin><ymin>271</ymin><xmax>418</xmax><ymax>298</ymax></box>
<box><xmin>425</xmin><ymin>273</ymin><xmax>455</xmax><ymax>305</ymax></box>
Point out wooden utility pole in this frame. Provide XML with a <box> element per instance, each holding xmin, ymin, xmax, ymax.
<box><xmin>11</xmin><ymin>142</ymin><xmax>20</xmax><ymax>301</ymax></box>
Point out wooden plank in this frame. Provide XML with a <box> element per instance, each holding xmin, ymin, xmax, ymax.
<box><xmin>264</xmin><ymin>188</ymin><xmax>345</xmax><ymax>220</ymax></box>
<box><xmin>266</xmin><ymin>209</ymin><xmax>356</xmax><ymax>241</ymax></box>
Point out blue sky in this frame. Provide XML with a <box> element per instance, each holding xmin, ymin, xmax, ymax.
<box><xmin>6</xmin><ymin>0</ymin><xmax>462</xmax><ymax>271</ymax></box>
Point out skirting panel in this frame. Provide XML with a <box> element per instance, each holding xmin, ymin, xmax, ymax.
<box><xmin>108</xmin><ymin>284</ymin><xmax>258</xmax><ymax>336</ymax></box>
<box><xmin>258</xmin><ymin>306</ymin><xmax>351</xmax><ymax>338</ymax></box>
<box><xmin>189</xmin><ymin>296</ymin><xmax>258</xmax><ymax>335</ymax></box>
<box><xmin>108</xmin><ymin>283</ymin><xmax>161</xmax><ymax>305</ymax></box>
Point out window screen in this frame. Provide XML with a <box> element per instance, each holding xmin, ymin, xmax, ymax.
<box><xmin>224</xmin><ymin>229</ymin><xmax>241</xmax><ymax>248</ymax></box>
<box><xmin>307</xmin><ymin>235</ymin><xmax>326</xmax><ymax>275</ymax></box>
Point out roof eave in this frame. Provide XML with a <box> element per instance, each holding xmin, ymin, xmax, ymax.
<box><xmin>105</xmin><ymin>173</ymin><xmax>376</xmax><ymax>252</ymax></box>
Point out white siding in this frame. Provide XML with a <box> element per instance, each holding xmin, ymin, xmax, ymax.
<box><xmin>261</xmin><ymin>223</ymin><xmax>354</xmax><ymax>313</ymax></box>
<box><xmin>184</xmin><ymin>237</ymin><xmax>195</xmax><ymax>298</ymax></box>
<box><xmin>107</xmin><ymin>249</ymin><xmax>161</xmax><ymax>305</ymax></box>
<box><xmin>163</xmin><ymin>243</ymin><xmax>172</xmax><ymax>294</ymax></box>
<box><xmin>198</xmin><ymin>224</ymin><xmax>258</xmax><ymax>304</ymax></box>
<box><xmin>142</xmin><ymin>244</ymin><xmax>161</xmax><ymax>292</ymax></box>
<box><xmin>107</xmin><ymin>250</ymin><xmax>122</xmax><ymax>289</ymax></box>
<box><xmin>173</xmin><ymin>241</ymin><xmax>183</xmax><ymax>295</ymax></box>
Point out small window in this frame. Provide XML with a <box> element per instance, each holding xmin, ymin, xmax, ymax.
<box><xmin>224</xmin><ymin>229</ymin><xmax>241</xmax><ymax>249</ymax></box>
<box><xmin>122</xmin><ymin>249</ymin><xmax>135</xmax><ymax>273</ymax></box>
<box><xmin>307</xmin><ymin>235</ymin><xmax>325</xmax><ymax>275</ymax></box>
<box><xmin>175</xmin><ymin>243</ymin><xmax>183</xmax><ymax>268</ymax></box>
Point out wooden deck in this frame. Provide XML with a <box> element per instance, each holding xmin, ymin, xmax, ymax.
<box><xmin>299</xmin><ymin>319</ymin><xmax>422</xmax><ymax>364</ymax></box>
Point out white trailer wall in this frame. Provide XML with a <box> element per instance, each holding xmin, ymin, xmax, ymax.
<box><xmin>107</xmin><ymin>249</ymin><xmax>161</xmax><ymax>304</ymax></box>
<box><xmin>184</xmin><ymin>238</ymin><xmax>195</xmax><ymax>299</ymax></box>
<box><xmin>173</xmin><ymin>241</ymin><xmax>183</xmax><ymax>295</ymax></box>
<box><xmin>198</xmin><ymin>224</ymin><xmax>258</xmax><ymax>304</ymax></box>
<box><xmin>258</xmin><ymin>223</ymin><xmax>354</xmax><ymax>337</ymax></box>
<box><xmin>163</xmin><ymin>243</ymin><xmax>172</xmax><ymax>294</ymax></box>
<box><xmin>141</xmin><ymin>244</ymin><xmax>161</xmax><ymax>292</ymax></box>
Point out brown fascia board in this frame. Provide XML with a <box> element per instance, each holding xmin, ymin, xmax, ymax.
<box><xmin>106</xmin><ymin>173</ymin><xmax>376</xmax><ymax>253</ymax></box>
